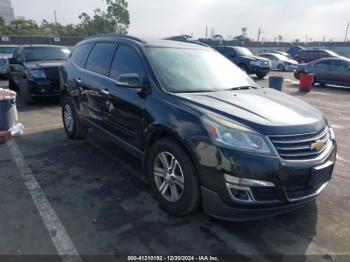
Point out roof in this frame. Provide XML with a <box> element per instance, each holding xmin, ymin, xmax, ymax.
<box><xmin>80</xmin><ymin>34</ymin><xmax>211</xmax><ymax>50</ymax></box>
<box><xmin>19</xmin><ymin>44</ymin><xmax>68</xmax><ymax>48</ymax></box>
<box><xmin>0</xmin><ymin>45</ymin><xmax>18</xmax><ymax>47</ymax></box>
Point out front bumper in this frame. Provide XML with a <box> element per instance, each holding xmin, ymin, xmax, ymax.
<box><xmin>249</xmin><ymin>65</ymin><xmax>271</xmax><ymax>75</ymax></box>
<box><xmin>28</xmin><ymin>79</ymin><xmax>60</xmax><ymax>97</ymax></box>
<box><xmin>196</xmin><ymin>140</ymin><xmax>336</xmax><ymax>221</ymax></box>
<box><xmin>0</xmin><ymin>65</ymin><xmax>8</xmax><ymax>75</ymax></box>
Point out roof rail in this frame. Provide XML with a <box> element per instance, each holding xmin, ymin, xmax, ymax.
<box><xmin>84</xmin><ymin>34</ymin><xmax>145</xmax><ymax>43</ymax></box>
<box><xmin>169</xmin><ymin>39</ymin><xmax>210</xmax><ymax>48</ymax></box>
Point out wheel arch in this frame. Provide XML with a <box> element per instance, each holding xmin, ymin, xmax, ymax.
<box><xmin>143</xmin><ymin>125</ymin><xmax>201</xmax><ymax>181</ymax></box>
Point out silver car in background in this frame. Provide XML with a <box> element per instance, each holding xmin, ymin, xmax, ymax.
<box><xmin>294</xmin><ymin>57</ymin><xmax>350</xmax><ymax>87</ymax></box>
<box><xmin>260</xmin><ymin>52</ymin><xmax>298</xmax><ymax>71</ymax></box>
<box><xmin>0</xmin><ymin>45</ymin><xmax>18</xmax><ymax>78</ymax></box>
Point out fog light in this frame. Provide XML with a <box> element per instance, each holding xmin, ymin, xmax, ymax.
<box><xmin>226</xmin><ymin>183</ymin><xmax>254</xmax><ymax>203</ymax></box>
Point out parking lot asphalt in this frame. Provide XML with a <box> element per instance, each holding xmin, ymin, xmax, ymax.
<box><xmin>0</xmin><ymin>72</ymin><xmax>349</xmax><ymax>261</ymax></box>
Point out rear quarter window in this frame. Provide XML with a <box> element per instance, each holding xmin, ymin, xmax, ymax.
<box><xmin>71</xmin><ymin>43</ymin><xmax>94</xmax><ymax>68</ymax></box>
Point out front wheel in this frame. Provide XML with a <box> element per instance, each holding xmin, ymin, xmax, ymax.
<box><xmin>61</xmin><ymin>97</ymin><xmax>89</xmax><ymax>140</ymax></box>
<box><xmin>147</xmin><ymin>139</ymin><xmax>200</xmax><ymax>216</ymax></box>
<box><xmin>256</xmin><ymin>73</ymin><xmax>267</xmax><ymax>79</ymax></box>
<box><xmin>19</xmin><ymin>79</ymin><xmax>34</xmax><ymax>104</ymax></box>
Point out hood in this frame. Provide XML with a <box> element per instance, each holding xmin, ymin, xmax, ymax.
<box><xmin>0</xmin><ymin>54</ymin><xmax>13</xmax><ymax>59</ymax></box>
<box><xmin>241</xmin><ymin>55</ymin><xmax>270</xmax><ymax>62</ymax></box>
<box><xmin>284</xmin><ymin>58</ymin><xmax>298</xmax><ymax>64</ymax></box>
<box><xmin>173</xmin><ymin>88</ymin><xmax>326</xmax><ymax>135</ymax></box>
<box><xmin>24</xmin><ymin>60</ymin><xmax>64</xmax><ymax>69</ymax></box>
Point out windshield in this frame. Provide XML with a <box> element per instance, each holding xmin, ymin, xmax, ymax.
<box><xmin>233</xmin><ymin>47</ymin><xmax>253</xmax><ymax>56</ymax></box>
<box><xmin>23</xmin><ymin>47</ymin><xmax>70</xmax><ymax>62</ymax></box>
<box><xmin>146</xmin><ymin>47</ymin><xmax>258</xmax><ymax>93</ymax></box>
<box><xmin>272</xmin><ymin>53</ymin><xmax>289</xmax><ymax>60</ymax></box>
<box><xmin>0</xmin><ymin>47</ymin><xmax>16</xmax><ymax>55</ymax></box>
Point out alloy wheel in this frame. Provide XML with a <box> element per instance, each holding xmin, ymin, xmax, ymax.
<box><xmin>63</xmin><ymin>104</ymin><xmax>74</xmax><ymax>133</ymax></box>
<box><xmin>153</xmin><ymin>152</ymin><xmax>185</xmax><ymax>202</ymax></box>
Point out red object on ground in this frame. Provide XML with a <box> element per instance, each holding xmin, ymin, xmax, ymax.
<box><xmin>299</xmin><ymin>73</ymin><xmax>314</xmax><ymax>92</ymax></box>
<box><xmin>0</xmin><ymin>131</ymin><xmax>12</xmax><ymax>144</ymax></box>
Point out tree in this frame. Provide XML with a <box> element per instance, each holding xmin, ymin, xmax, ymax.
<box><xmin>77</xmin><ymin>0</ymin><xmax>130</xmax><ymax>36</ymax></box>
<box><xmin>277</xmin><ymin>35</ymin><xmax>283</xmax><ymax>42</ymax></box>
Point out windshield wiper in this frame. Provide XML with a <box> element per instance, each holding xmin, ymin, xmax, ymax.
<box><xmin>228</xmin><ymin>86</ymin><xmax>257</xmax><ymax>90</ymax></box>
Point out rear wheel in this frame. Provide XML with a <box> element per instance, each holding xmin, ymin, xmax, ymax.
<box><xmin>61</xmin><ymin>96</ymin><xmax>89</xmax><ymax>140</ymax></box>
<box><xmin>19</xmin><ymin>79</ymin><xmax>34</xmax><ymax>104</ymax></box>
<box><xmin>147</xmin><ymin>139</ymin><xmax>200</xmax><ymax>216</ymax></box>
<box><xmin>277</xmin><ymin>64</ymin><xmax>285</xmax><ymax>71</ymax></box>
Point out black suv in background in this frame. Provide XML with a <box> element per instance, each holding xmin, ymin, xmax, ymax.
<box><xmin>215</xmin><ymin>46</ymin><xmax>271</xmax><ymax>78</ymax></box>
<box><xmin>294</xmin><ymin>49</ymin><xmax>340</xmax><ymax>63</ymax></box>
<box><xmin>8</xmin><ymin>45</ymin><xmax>70</xmax><ymax>104</ymax></box>
<box><xmin>60</xmin><ymin>35</ymin><xmax>336</xmax><ymax>221</ymax></box>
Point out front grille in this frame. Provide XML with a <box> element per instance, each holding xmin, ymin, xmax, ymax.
<box><xmin>269</xmin><ymin>127</ymin><xmax>331</xmax><ymax>161</ymax></box>
<box><xmin>44</xmin><ymin>67</ymin><xmax>59</xmax><ymax>81</ymax></box>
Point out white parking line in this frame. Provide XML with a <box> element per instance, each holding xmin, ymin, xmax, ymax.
<box><xmin>7</xmin><ymin>139</ymin><xmax>82</xmax><ymax>262</ymax></box>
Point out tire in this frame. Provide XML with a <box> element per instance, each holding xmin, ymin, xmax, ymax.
<box><xmin>239</xmin><ymin>64</ymin><xmax>249</xmax><ymax>74</ymax></box>
<box><xmin>147</xmin><ymin>138</ymin><xmax>200</xmax><ymax>216</ymax></box>
<box><xmin>61</xmin><ymin>96</ymin><xmax>89</xmax><ymax>140</ymax></box>
<box><xmin>8</xmin><ymin>76</ymin><xmax>17</xmax><ymax>90</ymax></box>
<box><xmin>256</xmin><ymin>73</ymin><xmax>267</xmax><ymax>79</ymax></box>
<box><xmin>277</xmin><ymin>64</ymin><xmax>285</xmax><ymax>71</ymax></box>
<box><xmin>19</xmin><ymin>79</ymin><xmax>34</xmax><ymax>104</ymax></box>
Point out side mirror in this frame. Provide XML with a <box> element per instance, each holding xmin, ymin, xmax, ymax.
<box><xmin>8</xmin><ymin>57</ymin><xmax>18</xmax><ymax>64</ymax></box>
<box><xmin>116</xmin><ymin>73</ymin><xmax>142</xmax><ymax>88</ymax></box>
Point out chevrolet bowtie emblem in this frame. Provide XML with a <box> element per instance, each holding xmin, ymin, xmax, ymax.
<box><xmin>311</xmin><ymin>139</ymin><xmax>326</xmax><ymax>152</ymax></box>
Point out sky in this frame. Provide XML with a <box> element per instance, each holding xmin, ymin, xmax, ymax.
<box><xmin>10</xmin><ymin>0</ymin><xmax>350</xmax><ymax>41</ymax></box>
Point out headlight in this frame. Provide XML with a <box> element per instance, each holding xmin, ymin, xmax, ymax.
<box><xmin>31</xmin><ymin>69</ymin><xmax>47</xmax><ymax>79</ymax></box>
<box><xmin>201</xmin><ymin>116</ymin><xmax>274</xmax><ymax>154</ymax></box>
<box><xmin>329</xmin><ymin>127</ymin><xmax>335</xmax><ymax>140</ymax></box>
<box><xmin>250</xmin><ymin>60</ymin><xmax>260</xmax><ymax>66</ymax></box>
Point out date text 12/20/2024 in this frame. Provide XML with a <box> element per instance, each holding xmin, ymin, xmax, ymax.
<box><xmin>127</xmin><ymin>256</ymin><xmax>220</xmax><ymax>261</ymax></box>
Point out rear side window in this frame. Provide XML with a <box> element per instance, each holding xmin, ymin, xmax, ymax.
<box><xmin>109</xmin><ymin>45</ymin><xmax>145</xmax><ymax>80</ymax></box>
<box><xmin>85</xmin><ymin>43</ymin><xmax>116</xmax><ymax>76</ymax></box>
<box><xmin>71</xmin><ymin>43</ymin><xmax>94</xmax><ymax>68</ymax></box>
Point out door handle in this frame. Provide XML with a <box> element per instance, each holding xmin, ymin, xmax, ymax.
<box><xmin>101</xmin><ymin>89</ymin><xmax>110</xmax><ymax>95</ymax></box>
<box><xmin>75</xmin><ymin>78</ymin><xmax>82</xmax><ymax>84</ymax></box>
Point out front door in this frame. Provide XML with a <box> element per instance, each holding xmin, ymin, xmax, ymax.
<box><xmin>104</xmin><ymin>44</ymin><xmax>147</xmax><ymax>150</ymax></box>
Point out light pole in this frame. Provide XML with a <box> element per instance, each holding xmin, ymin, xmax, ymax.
<box><xmin>345</xmin><ymin>22</ymin><xmax>350</xmax><ymax>42</ymax></box>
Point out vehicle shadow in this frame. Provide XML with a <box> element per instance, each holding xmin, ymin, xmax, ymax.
<box><xmin>15</xmin><ymin>96</ymin><xmax>60</xmax><ymax>113</ymax></box>
<box><xmin>14</xmin><ymin>127</ymin><xmax>320</xmax><ymax>259</ymax></box>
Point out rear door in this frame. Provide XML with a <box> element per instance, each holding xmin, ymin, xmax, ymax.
<box><xmin>312</xmin><ymin>60</ymin><xmax>332</xmax><ymax>83</ymax></box>
<box><xmin>328</xmin><ymin>60</ymin><xmax>350</xmax><ymax>85</ymax></box>
<box><xmin>81</xmin><ymin>42</ymin><xmax>117</xmax><ymax>127</ymax></box>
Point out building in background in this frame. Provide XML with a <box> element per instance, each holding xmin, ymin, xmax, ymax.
<box><xmin>0</xmin><ymin>0</ymin><xmax>15</xmax><ymax>24</ymax></box>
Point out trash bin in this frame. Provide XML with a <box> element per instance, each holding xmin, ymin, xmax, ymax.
<box><xmin>299</xmin><ymin>73</ymin><xmax>314</xmax><ymax>92</ymax></box>
<box><xmin>0</xmin><ymin>89</ymin><xmax>18</xmax><ymax>131</ymax></box>
<box><xmin>269</xmin><ymin>76</ymin><xmax>284</xmax><ymax>91</ymax></box>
